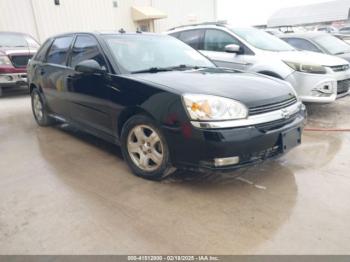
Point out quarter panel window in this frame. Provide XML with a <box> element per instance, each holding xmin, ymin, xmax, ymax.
<box><xmin>283</xmin><ymin>38</ymin><xmax>321</xmax><ymax>53</ymax></box>
<box><xmin>204</xmin><ymin>29</ymin><xmax>239</xmax><ymax>52</ymax></box>
<box><xmin>70</xmin><ymin>35</ymin><xmax>107</xmax><ymax>68</ymax></box>
<box><xmin>46</xmin><ymin>36</ymin><xmax>74</xmax><ymax>65</ymax></box>
<box><xmin>33</xmin><ymin>39</ymin><xmax>52</xmax><ymax>62</ymax></box>
<box><xmin>178</xmin><ymin>30</ymin><xmax>204</xmax><ymax>49</ymax></box>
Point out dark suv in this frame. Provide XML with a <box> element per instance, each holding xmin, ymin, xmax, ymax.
<box><xmin>27</xmin><ymin>32</ymin><xmax>305</xmax><ymax>180</ymax></box>
<box><xmin>0</xmin><ymin>32</ymin><xmax>39</xmax><ymax>96</ymax></box>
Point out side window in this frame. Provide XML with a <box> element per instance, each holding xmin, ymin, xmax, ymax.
<box><xmin>178</xmin><ymin>30</ymin><xmax>204</xmax><ymax>49</ymax></box>
<box><xmin>46</xmin><ymin>36</ymin><xmax>74</xmax><ymax>65</ymax></box>
<box><xmin>33</xmin><ymin>39</ymin><xmax>52</xmax><ymax>62</ymax></box>
<box><xmin>284</xmin><ymin>38</ymin><xmax>321</xmax><ymax>53</ymax></box>
<box><xmin>204</xmin><ymin>29</ymin><xmax>239</xmax><ymax>52</ymax></box>
<box><xmin>70</xmin><ymin>35</ymin><xmax>107</xmax><ymax>68</ymax></box>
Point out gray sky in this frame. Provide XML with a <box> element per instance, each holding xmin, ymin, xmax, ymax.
<box><xmin>217</xmin><ymin>0</ymin><xmax>330</xmax><ymax>26</ymax></box>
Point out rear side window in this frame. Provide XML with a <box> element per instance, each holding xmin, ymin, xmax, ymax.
<box><xmin>70</xmin><ymin>35</ymin><xmax>107</xmax><ymax>68</ymax></box>
<box><xmin>204</xmin><ymin>29</ymin><xmax>239</xmax><ymax>52</ymax></box>
<box><xmin>178</xmin><ymin>30</ymin><xmax>204</xmax><ymax>49</ymax></box>
<box><xmin>46</xmin><ymin>36</ymin><xmax>74</xmax><ymax>65</ymax></box>
<box><xmin>282</xmin><ymin>38</ymin><xmax>321</xmax><ymax>53</ymax></box>
<box><xmin>33</xmin><ymin>39</ymin><xmax>52</xmax><ymax>62</ymax></box>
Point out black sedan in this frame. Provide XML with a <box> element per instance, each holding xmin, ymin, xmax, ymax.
<box><xmin>27</xmin><ymin>32</ymin><xmax>305</xmax><ymax>180</ymax></box>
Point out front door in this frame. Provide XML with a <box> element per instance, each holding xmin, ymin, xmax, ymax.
<box><xmin>66</xmin><ymin>34</ymin><xmax>113</xmax><ymax>136</ymax></box>
<box><xmin>200</xmin><ymin>29</ymin><xmax>251</xmax><ymax>71</ymax></box>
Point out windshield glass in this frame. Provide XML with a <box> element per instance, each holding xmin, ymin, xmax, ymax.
<box><xmin>103</xmin><ymin>34</ymin><xmax>215</xmax><ymax>73</ymax></box>
<box><xmin>0</xmin><ymin>33</ymin><xmax>39</xmax><ymax>48</ymax></box>
<box><xmin>231</xmin><ymin>28</ymin><xmax>295</xmax><ymax>52</ymax></box>
<box><xmin>314</xmin><ymin>34</ymin><xmax>350</xmax><ymax>55</ymax></box>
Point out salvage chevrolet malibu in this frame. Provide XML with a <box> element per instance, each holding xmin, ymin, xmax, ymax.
<box><xmin>27</xmin><ymin>32</ymin><xmax>305</xmax><ymax>180</ymax></box>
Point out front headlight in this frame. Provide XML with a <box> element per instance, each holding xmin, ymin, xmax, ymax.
<box><xmin>0</xmin><ymin>55</ymin><xmax>12</xmax><ymax>66</ymax></box>
<box><xmin>182</xmin><ymin>94</ymin><xmax>248</xmax><ymax>121</ymax></box>
<box><xmin>284</xmin><ymin>61</ymin><xmax>327</xmax><ymax>74</ymax></box>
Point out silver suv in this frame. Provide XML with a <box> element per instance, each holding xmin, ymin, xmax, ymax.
<box><xmin>167</xmin><ymin>23</ymin><xmax>350</xmax><ymax>103</ymax></box>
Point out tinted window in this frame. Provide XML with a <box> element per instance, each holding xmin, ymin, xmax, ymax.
<box><xmin>70</xmin><ymin>35</ymin><xmax>106</xmax><ymax>68</ymax></box>
<box><xmin>46</xmin><ymin>36</ymin><xmax>73</xmax><ymax>65</ymax></box>
<box><xmin>204</xmin><ymin>29</ymin><xmax>239</xmax><ymax>52</ymax></box>
<box><xmin>283</xmin><ymin>38</ymin><xmax>321</xmax><ymax>53</ymax></box>
<box><xmin>33</xmin><ymin>39</ymin><xmax>52</xmax><ymax>62</ymax></box>
<box><xmin>178</xmin><ymin>30</ymin><xmax>204</xmax><ymax>49</ymax></box>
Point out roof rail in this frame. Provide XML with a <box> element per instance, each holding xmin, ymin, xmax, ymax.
<box><xmin>168</xmin><ymin>20</ymin><xmax>228</xmax><ymax>31</ymax></box>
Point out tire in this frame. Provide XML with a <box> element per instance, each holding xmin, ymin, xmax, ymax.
<box><xmin>31</xmin><ymin>89</ymin><xmax>55</xmax><ymax>126</ymax></box>
<box><xmin>120</xmin><ymin>114</ymin><xmax>175</xmax><ymax>180</ymax></box>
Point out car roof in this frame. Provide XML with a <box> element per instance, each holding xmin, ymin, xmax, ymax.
<box><xmin>167</xmin><ymin>22</ymin><xmax>231</xmax><ymax>33</ymax></box>
<box><xmin>49</xmin><ymin>31</ymin><xmax>164</xmax><ymax>39</ymax></box>
<box><xmin>280</xmin><ymin>32</ymin><xmax>329</xmax><ymax>40</ymax></box>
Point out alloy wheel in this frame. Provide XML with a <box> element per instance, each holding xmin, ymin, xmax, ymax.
<box><xmin>127</xmin><ymin>125</ymin><xmax>164</xmax><ymax>172</ymax></box>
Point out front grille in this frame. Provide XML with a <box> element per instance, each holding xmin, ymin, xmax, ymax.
<box><xmin>249</xmin><ymin>97</ymin><xmax>297</xmax><ymax>116</ymax></box>
<box><xmin>9</xmin><ymin>55</ymin><xmax>32</xmax><ymax>68</ymax></box>
<box><xmin>330</xmin><ymin>64</ymin><xmax>350</xmax><ymax>72</ymax></box>
<box><xmin>337</xmin><ymin>79</ymin><xmax>350</xmax><ymax>94</ymax></box>
<box><xmin>255</xmin><ymin>113</ymin><xmax>298</xmax><ymax>132</ymax></box>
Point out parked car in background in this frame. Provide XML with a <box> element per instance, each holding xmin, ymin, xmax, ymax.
<box><xmin>339</xmin><ymin>26</ymin><xmax>350</xmax><ymax>35</ymax></box>
<box><xmin>280</xmin><ymin>32</ymin><xmax>350</xmax><ymax>97</ymax></box>
<box><xmin>334</xmin><ymin>33</ymin><xmax>350</xmax><ymax>45</ymax></box>
<box><xmin>0</xmin><ymin>32</ymin><xmax>39</xmax><ymax>96</ymax></box>
<box><xmin>280</xmin><ymin>32</ymin><xmax>350</xmax><ymax>60</ymax></box>
<box><xmin>27</xmin><ymin>32</ymin><xmax>305</xmax><ymax>180</ymax></box>
<box><xmin>315</xmin><ymin>26</ymin><xmax>338</xmax><ymax>34</ymax></box>
<box><xmin>167</xmin><ymin>23</ymin><xmax>350</xmax><ymax>103</ymax></box>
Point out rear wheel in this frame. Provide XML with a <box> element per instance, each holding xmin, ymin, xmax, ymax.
<box><xmin>121</xmin><ymin>115</ymin><xmax>175</xmax><ymax>180</ymax></box>
<box><xmin>31</xmin><ymin>89</ymin><xmax>55</xmax><ymax>126</ymax></box>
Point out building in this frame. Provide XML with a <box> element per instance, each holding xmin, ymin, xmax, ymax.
<box><xmin>267</xmin><ymin>0</ymin><xmax>350</xmax><ymax>28</ymax></box>
<box><xmin>0</xmin><ymin>0</ymin><xmax>217</xmax><ymax>42</ymax></box>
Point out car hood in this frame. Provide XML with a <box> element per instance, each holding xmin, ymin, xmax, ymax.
<box><xmin>131</xmin><ymin>68</ymin><xmax>296</xmax><ymax>108</ymax></box>
<box><xmin>0</xmin><ymin>46</ymin><xmax>37</xmax><ymax>56</ymax></box>
<box><xmin>267</xmin><ymin>50</ymin><xmax>349</xmax><ymax>66</ymax></box>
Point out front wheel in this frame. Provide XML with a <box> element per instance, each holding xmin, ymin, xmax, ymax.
<box><xmin>120</xmin><ymin>115</ymin><xmax>175</xmax><ymax>180</ymax></box>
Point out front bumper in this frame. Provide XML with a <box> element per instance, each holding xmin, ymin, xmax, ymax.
<box><xmin>0</xmin><ymin>73</ymin><xmax>28</xmax><ymax>87</ymax></box>
<box><xmin>162</xmin><ymin>103</ymin><xmax>306</xmax><ymax>172</ymax></box>
<box><xmin>285</xmin><ymin>69</ymin><xmax>350</xmax><ymax>103</ymax></box>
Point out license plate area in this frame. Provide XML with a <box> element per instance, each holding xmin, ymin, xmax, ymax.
<box><xmin>281</xmin><ymin>128</ymin><xmax>301</xmax><ymax>152</ymax></box>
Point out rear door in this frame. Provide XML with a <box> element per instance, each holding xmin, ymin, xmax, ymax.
<box><xmin>65</xmin><ymin>34</ymin><xmax>113</xmax><ymax>136</ymax></box>
<box><xmin>41</xmin><ymin>35</ymin><xmax>74</xmax><ymax>118</ymax></box>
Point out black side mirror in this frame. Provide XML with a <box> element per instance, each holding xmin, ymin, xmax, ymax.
<box><xmin>75</xmin><ymin>60</ymin><xmax>106</xmax><ymax>74</ymax></box>
<box><xmin>225</xmin><ymin>44</ymin><xmax>243</xmax><ymax>54</ymax></box>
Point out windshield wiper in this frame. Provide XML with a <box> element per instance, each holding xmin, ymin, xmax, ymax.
<box><xmin>131</xmin><ymin>67</ymin><xmax>174</xmax><ymax>74</ymax></box>
<box><xmin>334</xmin><ymin>51</ymin><xmax>347</xmax><ymax>55</ymax></box>
<box><xmin>131</xmin><ymin>65</ymin><xmax>212</xmax><ymax>74</ymax></box>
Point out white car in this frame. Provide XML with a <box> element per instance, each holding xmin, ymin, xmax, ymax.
<box><xmin>167</xmin><ymin>23</ymin><xmax>350</xmax><ymax>103</ymax></box>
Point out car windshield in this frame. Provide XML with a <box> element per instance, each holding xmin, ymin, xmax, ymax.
<box><xmin>103</xmin><ymin>34</ymin><xmax>215</xmax><ymax>73</ymax></box>
<box><xmin>314</xmin><ymin>34</ymin><xmax>350</xmax><ymax>55</ymax></box>
<box><xmin>231</xmin><ymin>28</ymin><xmax>295</xmax><ymax>52</ymax></box>
<box><xmin>0</xmin><ymin>33</ymin><xmax>39</xmax><ymax>48</ymax></box>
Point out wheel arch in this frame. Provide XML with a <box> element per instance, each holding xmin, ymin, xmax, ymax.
<box><xmin>117</xmin><ymin>106</ymin><xmax>156</xmax><ymax>137</ymax></box>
